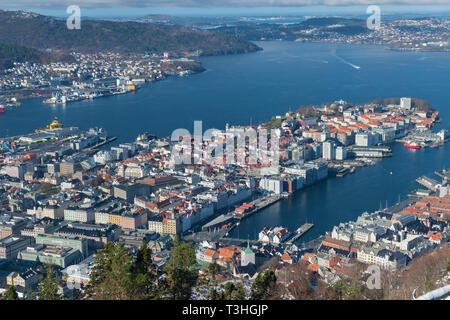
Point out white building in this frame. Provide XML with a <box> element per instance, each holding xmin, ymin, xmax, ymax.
<box><xmin>400</xmin><ymin>97</ymin><xmax>412</xmax><ymax>110</ymax></box>
<box><xmin>336</xmin><ymin>146</ymin><xmax>347</xmax><ymax>161</ymax></box>
<box><xmin>322</xmin><ymin>141</ymin><xmax>336</xmax><ymax>160</ymax></box>
<box><xmin>241</xmin><ymin>242</ymin><xmax>256</xmax><ymax>267</ymax></box>
<box><xmin>259</xmin><ymin>177</ymin><xmax>283</xmax><ymax>194</ymax></box>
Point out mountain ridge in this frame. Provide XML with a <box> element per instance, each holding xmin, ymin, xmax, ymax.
<box><xmin>0</xmin><ymin>10</ymin><xmax>261</xmax><ymax>58</ymax></box>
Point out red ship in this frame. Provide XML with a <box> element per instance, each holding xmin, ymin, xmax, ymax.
<box><xmin>404</xmin><ymin>141</ymin><xmax>420</xmax><ymax>149</ymax></box>
<box><xmin>0</xmin><ymin>105</ymin><xmax>4</xmax><ymax>114</ymax></box>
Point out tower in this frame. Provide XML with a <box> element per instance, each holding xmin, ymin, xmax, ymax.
<box><xmin>241</xmin><ymin>241</ymin><xmax>255</xmax><ymax>267</ymax></box>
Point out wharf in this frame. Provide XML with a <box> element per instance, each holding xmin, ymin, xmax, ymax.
<box><xmin>435</xmin><ymin>169</ymin><xmax>450</xmax><ymax>180</ymax></box>
<box><xmin>88</xmin><ymin>136</ymin><xmax>117</xmax><ymax>150</ymax></box>
<box><xmin>285</xmin><ymin>223</ymin><xmax>314</xmax><ymax>244</ymax></box>
<box><xmin>416</xmin><ymin>176</ymin><xmax>441</xmax><ymax>191</ymax></box>
<box><xmin>408</xmin><ymin>189</ymin><xmax>433</xmax><ymax>199</ymax></box>
<box><xmin>234</xmin><ymin>194</ymin><xmax>283</xmax><ymax>221</ymax></box>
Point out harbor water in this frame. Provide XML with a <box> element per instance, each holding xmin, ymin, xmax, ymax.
<box><xmin>1</xmin><ymin>41</ymin><xmax>449</xmax><ymax>242</ymax></box>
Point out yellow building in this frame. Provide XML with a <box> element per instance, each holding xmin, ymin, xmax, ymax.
<box><xmin>162</xmin><ymin>217</ymin><xmax>180</xmax><ymax>235</ymax></box>
<box><xmin>108</xmin><ymin>214</ymin><xmax>122</xmax><ymax>227</ymax></box>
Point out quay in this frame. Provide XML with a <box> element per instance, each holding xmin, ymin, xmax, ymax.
<box><xmin>435</xmin><ymin>168</ymin><xmax>450</xmax><ymax>180</ymax></box>
<box><xmin>88</xmin><ymin>136</ymin><xmax>117</xmax><ymax>150</ymax></box>
<box><xmin>416</xmin><ymin>176</ymin><xmax>441</xmax><ymax>191</ymax></box>
<box><xmin>286</xmin><ymin>223</ymin><xmax>314</xmax><ymax>244</ymax></box>
<box><xmin>234</xmin><ymin>194</ymin><xmax>283</xmax><ymax>221</ymax></box>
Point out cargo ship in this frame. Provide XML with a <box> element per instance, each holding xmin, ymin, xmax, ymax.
<box><xmin>404</xmin><ymin>141</ymin><xmax>420</xmax><ymax>149</ymax></box>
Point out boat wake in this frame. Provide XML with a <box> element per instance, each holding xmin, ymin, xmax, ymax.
<box><xmin>331</xmin><ymin>48</ymin><xmax>361</xmax><ymax>70</ymax></box>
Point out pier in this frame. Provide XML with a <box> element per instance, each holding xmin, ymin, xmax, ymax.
<box><xmin>87</xmin><ymin>136</ymin><xmax>117</xmax><ymax>151</ymax></box>
<box><xmin>435</xmin><ymin>168</ymin><xmax>450</xmax><ymax>180</ymax></box>
<box><xmin>285</xmin><ymin>223</ymin><xmax>314</xmax><ymax>244</ymax></box>
<box><xmin>416</xmin><ymin>176</ymin><xmax>441</xmax><ymax>191</ymax></box>
<box><xmin>234</xmin><ymin>194</ymin><xmax>283</xmax><ymax>221</ymax></box>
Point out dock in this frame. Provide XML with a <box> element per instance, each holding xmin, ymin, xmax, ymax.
<box><xmin>416</xmin><ymin>176</ymin><xmax>441</xmax><ymax>191</ymax></box>
<box><xmin>88</xmin><ymin>136</ymin><xmax>117</xmax><ymax>150</ymax></box>
<box><xmin>234</xmin><ymin>194</ymin><xmax>283</xmax><ymax>221</ymax></box>
<box><xmin>435</xmin><ymin>169</ymin><xmax>450</xmax><ymax>180</ymax></box>
<box><xmin>286</xmin><ymin>223</ymin><xmax>314</xmax><ymax>244</ymax></box>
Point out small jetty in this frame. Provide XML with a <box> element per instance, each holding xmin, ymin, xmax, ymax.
<box><xmin>285</xmin><ymin>223</ymin><xmax>314</xmax><ymax>244</ymax></box>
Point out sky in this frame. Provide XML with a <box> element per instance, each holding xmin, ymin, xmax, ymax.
<box><xmin>2</xmin><ymin>1</ymin><xmax>450</xmax><ymax>18</ymax></box>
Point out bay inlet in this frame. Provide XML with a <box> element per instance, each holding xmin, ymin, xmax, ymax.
<box><xmin>1</xmin><ymin>41</ymin><xmax>449</xmax><ymax>242</ymax></box>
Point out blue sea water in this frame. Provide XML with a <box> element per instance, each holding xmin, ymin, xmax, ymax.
<box><xmin>1</xmin><ymin>41</ymin><xmax>449</xmax><ymax>241</ymax></box>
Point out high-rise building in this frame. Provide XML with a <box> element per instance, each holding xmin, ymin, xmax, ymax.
<box><xmin>336</xmin><ymin>146</ymin><xmax>347</xmax><ymax>161</ymax></box>
<box><xmin>322</xmin><ymin>141</ymin><xmax>336</xmax><ymax>160</ymax></box>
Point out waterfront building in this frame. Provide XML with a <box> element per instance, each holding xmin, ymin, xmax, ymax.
<box><xmin>400</xmin><ymin>97</ymin><xmax>412</xmax><ymax>110</ymax></box>
<box><xmin>322</xmin><ymin>141</ymin><xmax>336</xmax><ymax>160</ymax></box>
<box><xmin>259</xmin><ymin>177</ymin><xmax>283</xmax><ymax>194</ymax></box>
<box><xmin>336</xmin><ymin>146</ymin><xmax>347</xmax><ymax>161</ymax></box>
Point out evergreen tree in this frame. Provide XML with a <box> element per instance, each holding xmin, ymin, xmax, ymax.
<box><xmin>38</xmin><ymin>265</ymin><xmax>61</xmax><ymax>300</ymax></box>
<box><xmin>207</xmin><ymin>261</ymin><xmax>219</xmax><ymax>283</ymax></box>
<box><xmin>221</xmin><ymin>282</ymin><xmax>246</xmax><ymax>300</ymax></box>
<box><xmin>3</xmin><ymin>286</ymin><xmax>18</xmax><ymax>300</ymax></box>
<box><xmin>163</xmin><ymin>236</ymin><xmax>197</xmax><ymax>300</ymax></box>
<box><xmin>131</xmin><ymin>240</ymin><xmax>158</xmax><ymax>299</ymax></box>
<box><xmin>331</xmin><ymin>278</ymin><xmax>362</xmax><ymax>300</ymax></box>
<box><xmin>85</xmin><ymin>242</ymin><xmax>134</xmax><ymax>300</ymax></box>
<box><xmin>134</xmin><ymin>240</ymin><xmax>151</xmax><ymax>274</ymax></box>
<box><xmin>206</xmin><ymin>261</ymin><xmax>220</xmax><ymax>299</ymax></box>
<box><xmin>250</xmin><ymin>269</ymin><xmax>277</xmax><ymax>300</ymax></box>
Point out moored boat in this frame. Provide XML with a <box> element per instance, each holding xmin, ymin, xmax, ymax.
<box><xmin>404</xmin><ymin>140</ymin><xmax>420</xmax><ymax>149</ymax></box>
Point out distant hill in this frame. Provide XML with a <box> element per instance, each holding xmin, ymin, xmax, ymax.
<box><xmin>300</xmin><ymin>17</ymin><xmax>365</xmax><ymax>27</ymax></box>
<box><xmin>0</xmin><ymin>43</ymin><xmax>74</xmax><ymax>70</ymax></box>
<box><xmin>0</xmin><ymin>10</ymin><xmax>261</xmax><ymax>57</ymax></box>
<box><xmin>214</xmin><ymin>17</ymin><xmax>369</xmax><ymax>41</ymax></box>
